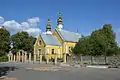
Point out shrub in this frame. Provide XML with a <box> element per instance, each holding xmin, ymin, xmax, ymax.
<box><xmin>0</xmin><ymin>56</ymin><xmax>8</xmax><ymax>62</ymax></box>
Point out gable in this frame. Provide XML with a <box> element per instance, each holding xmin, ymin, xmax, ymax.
<box><xmin>34</xmin><ymin>35</ymin><xmax>45</xmax><ymax>51</ymax></box>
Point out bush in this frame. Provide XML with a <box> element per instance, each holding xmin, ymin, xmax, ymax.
<box><xmin>0</xmin><ymin>56</ymin><xmax>8</xmax><ymax>62</ymax></box>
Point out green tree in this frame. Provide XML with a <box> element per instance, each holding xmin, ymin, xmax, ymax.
<box><xmin>11</xmin><ymin>31</ymin><xmax>36</xmax><ymax>54</ymax></box>
<box><xmin>0</xmin><ymin>28</ymin><xmax>10</xmax><ymax>56</ymax></box>
<box><xmin>73</xmin><ymin>24</ymin><xmax>119</xmax><ymax>56</ymax></box>
<box><xmin>72</xmin><ymin>36</ymin><xmax>93</xmax><ymax>56</ymax></box>
<box><xmin>102</xmin><ymin>24</ymin><xmax>118</xmax><ymax>56</ymax></box>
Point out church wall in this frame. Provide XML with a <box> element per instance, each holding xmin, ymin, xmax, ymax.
<box><xmin>63</xmin><ymin>42</ymin><xmax>76</xmax><ymax>55</ymax></box>
<box><xmin>34</xmin><ymin>35</ymin><xmax>45</xmax><ymax>58</ymax></box>
<box><xmin>46</xmin><ymin>45</ymin><xmax>62</xmax><ymax>59</ymax></box>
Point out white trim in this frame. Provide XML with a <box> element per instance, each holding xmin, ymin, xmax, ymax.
<box><xmin>34</xmin><ymin>36</ymin><xmax>39</xmax><ymax>46</ymax></box>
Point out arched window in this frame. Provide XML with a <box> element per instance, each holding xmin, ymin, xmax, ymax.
<box><xmin>38</xmin><ymin>40</ymin><xmax>42</xmax><ymax>45</ymax></box>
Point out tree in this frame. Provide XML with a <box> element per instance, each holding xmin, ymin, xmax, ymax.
<box><xmin>11</xmin><ymin>31</ymin><xmax>36</xmax><ymax>54</ymax></box>
<box><xmin>73</xmin><ymin>24</ymin><xmax>119</xmax><ymax>56</ymax></box>
<box><xmin>72</xmin><ymin>36</ymin><xmax>93</xmax><ymax>56</ymax></box>
<box><xmin>0</xmin><ymin>28</ymin><xmax>10</xmax><ymax>56</ymax></box>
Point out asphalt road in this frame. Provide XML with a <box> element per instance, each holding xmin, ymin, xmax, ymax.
<box><xmin>0</xmin><ymin>62</ymin><xmax>120</xmax><ymax>80</ymax></box>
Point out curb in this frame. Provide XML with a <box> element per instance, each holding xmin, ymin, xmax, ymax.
<box><xmin>86</xmin><ymin>65</ymin><xmax>108</xmax><ymax>68</ymax></box>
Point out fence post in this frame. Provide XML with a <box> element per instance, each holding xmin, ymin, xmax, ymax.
<box><xmin>11</xmin><ymin>54</ymin><xmax>13</xmax><ymax>62</ymax></box>
<box><xmin>40</xmin><ymin>54</ymin><xmax>42</xmax><ymax>63</ymax></box>
<box><xmin>22</xmin><ymin>53</ymin><xmax>24</xmax><ymax>63</ymax></box>
<box><xmin>63</xmin><ymin>53</ymin><xmax>67</xmax><ymax>63</ymax></box>
<box><xmin>18</xmin><ymin>52</ymin><xmax>21</xmax><ymax>62</ymax></box>
<box><xmin>91</xmin><ymin>56</ymin><xmax>93</xmax><ymax>64</ymax></box>
<box><xmin>104</xmin><ymin>55</ymin><xmax>107</xmax><ymax>64</ymax></box>
<box><xmin>16</xmin><ymin>53</ymin><xmax>19</xmax><ymax>62</ymax></box>
<box><xmin>8</xmin><ymin>55</ymin><xmax>10</xmax><ymax>62</ymax></box>
<box><xmin>34</xmin><ymin>54</ymin><xmax>36</xmax><ymax>63</ymax></box>
<box><xmin>25</xmin><ymin>52</ymin><xmax>27</xmax><ymax>62</ymax></box>
<box><xmin>29</xmin><ymin>53</ymin><xmax>31</xmax><ymax>63</ymax></box>
<box><xmin>46</xmin><ymin>53</ymin><xmax>49</xmax><ymax>64</ymax></box>
<box><xmin>13</xmin><ymin>55</ymin><xmax>16</xmax><ymax>62</ymax></box>
<box><xmin>80</xmin><ymin>55</ymin><xmax>83</xmax><ymax>67</ymax></box>
<box><xmin>54</xmin><ymin>54</ymin><xmax>57</xmax><ymax>65</ymax></box>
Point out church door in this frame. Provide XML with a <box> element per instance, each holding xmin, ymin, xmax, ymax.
<box><xmin>38</xmin><ymin>49</ymin><xmax>41</xmax><ymax>56</ymax></box>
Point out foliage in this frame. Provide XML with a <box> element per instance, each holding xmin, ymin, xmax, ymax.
<box><xmin>0</xmin><ymin>28</ymin><xmax>10</xmax><ymax>56</ymax></box>
<box><xmin>72</xmin><ymin>36</ymin><xmax>92</xmax><ymax>56</ymax></box>
<box><xmin>11</xmin><ymin>31</ymin><xmax>36</xmax><ymax>54</ymax></box>
<box><xmin>0</xmin><ymin>56</ymin><xmax>8</xmax><ymax>62</ymax></box>
<box><xmin>73</xmin><ymin>24</ymin><xmax>119</xmax><ymax>56</ymax></box>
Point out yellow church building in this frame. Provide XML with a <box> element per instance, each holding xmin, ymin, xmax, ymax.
<box><xmin>34</xmin><ymin>13</ymin><xmax>81</xmax><ymax>60</ymax></box>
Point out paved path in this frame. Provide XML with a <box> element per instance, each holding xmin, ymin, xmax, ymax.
<box><xmin>0</xmin><ymin>62</ymin><xmax>120</xmax><ymax>80</ymax></box>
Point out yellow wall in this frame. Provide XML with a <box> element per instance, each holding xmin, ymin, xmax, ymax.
<box><xmin>62</xmin><ymin>42</ymin><xmax>76</xmax><ymax>55</ymax></box>
<box><xmin>46</xmin><ymin>45</ymin><xmax>62</xmax><ymax>58</ymax></box>
<box><xmin>34</xmin><ymin>35</ymin><xmax>45</xmax><ymax>57</ymax></box>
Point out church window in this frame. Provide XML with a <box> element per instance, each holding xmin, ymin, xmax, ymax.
<box><xmin>39</xmin><ymin>40</ymin><xmax>42</xmax><ymax>45</ymax></box>
<box><xmin>52</xmin><ymin>49</ymin><xmax>55</xmax><ymax>54</ymax></box>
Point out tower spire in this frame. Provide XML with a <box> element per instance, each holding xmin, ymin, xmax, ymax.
<box><xmin>46</xmin><ymin>18</ymin><xmax>52</xmax><ymax>34</ymax></box>
<box><xmin>57</xmin><ymin>12</ymin><xmax>63</xmax><ymax>29</ymax></box>
<box><xmin>57</xmin><ymin>12</ymin><xmax>63</xmax><ymax>25</ymax></box>
<box><xmin>46</xmin><ymin>18</ymin><xmax>51</xmax><ymax>32</ymax></box>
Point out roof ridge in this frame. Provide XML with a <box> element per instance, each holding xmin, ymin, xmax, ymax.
<box><xmin>61</xmin><ymin>29</ymin><xmax>80</xmax><ymax>34</ymax></box>
<box><xmin>55</xmin><ymin>28</ymin><xmax>65</xmax><ymax>41</ymax></box>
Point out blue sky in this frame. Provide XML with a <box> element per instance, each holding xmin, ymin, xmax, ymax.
<box><xmin>0</xmin><ymin>0</ymin><xmax>120</xmax><ymax>44</ymax></box>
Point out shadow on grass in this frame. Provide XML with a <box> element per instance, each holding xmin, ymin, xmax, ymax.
<box><xmin>0</xmin><ymin>66</ymin><xmax>18</xmax><ymax>77</ymax></box>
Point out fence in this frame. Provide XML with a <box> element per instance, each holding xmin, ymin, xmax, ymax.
<box><xmin>7</xmin><ymin>53</ymin><xmax>67</xmax><ymax>64</ymax></box>
<box><xmin>4</xmin><ymin>53</ymin><xmax>120</xmax><ymax>67</ymax></box>
<box><xmin>67</xmin><ymin>55</ymin><xmax>119</xmax><ymax>65</ymax></box>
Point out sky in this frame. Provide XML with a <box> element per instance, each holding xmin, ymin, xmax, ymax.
<box><xmin>0</xmin><ymin>0</ymin><xmax>120</xmax><ymax>45</ymax></box>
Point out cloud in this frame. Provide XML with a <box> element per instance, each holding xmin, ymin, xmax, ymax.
<box><xmin>0</xmin><ymin>16</ymin><xmax>4</xmax><ymax>24</ymax></box>
<box><xmin>3</xmin><ymin>20</ymin><xmax>22</xmax><ymax>32</ymax></box>
<box><xmin>0</xmin><ymin>16</ymin><xmax>4</xmax><ymax>26</ymax></box>
<box><xmin>21</xmin><ymin>22</ymin><xmax>30</xmax><ymax>30</ymax></box>
<box><xmin>27</xmin><ymin>17</ymin><xmax>40</xmax><ymax>27</ymax></box>
<box><xmin>1</xmin><ymin>16</ymin><xmax>41</xmax><ymax>37</ymax></box>
<box><xmin>25</xmin><ymin>28</ymin><xmax>41</xmax><ymax>37</ymax></box>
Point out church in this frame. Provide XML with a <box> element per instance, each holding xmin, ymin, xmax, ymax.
<box><xmin>34</xmin><ymin>13</ymin><xmax>81</xmax><ymax>60</ymax></box>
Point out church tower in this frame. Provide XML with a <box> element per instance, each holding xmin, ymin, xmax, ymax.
<box><xmin>57</xmin><ymin>12</ymin><xmax>63</xmax><ymax>29</ymax></box>
<box><xmin>46</xmin><ymin>18</ymin><xmax>52</xmax><ymax>34</ymax></box>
